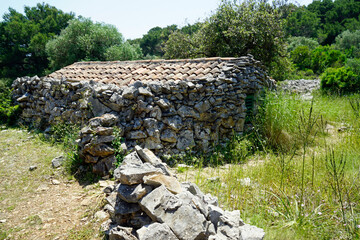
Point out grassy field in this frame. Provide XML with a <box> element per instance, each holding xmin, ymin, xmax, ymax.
<box><xmin>176</xmin><ymin>91</ymin><xmax>360</xmax><ymax>240</ymax></box>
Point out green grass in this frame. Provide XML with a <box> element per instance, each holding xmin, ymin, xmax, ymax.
<box><xmin>177</xmin><ymin>92</ymin><xmax>360</xmax><ymax>239</ymax></box>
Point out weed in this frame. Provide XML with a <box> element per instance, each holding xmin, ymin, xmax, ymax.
<box><xmin>25</xmin><ymin>215</ymin><xmax>42</xmax><ymax>226</ymax></box>
<box><xmin>112</xmin><ymin>126</ymin><xmax>124</xmax><ymax>168</ymax></box>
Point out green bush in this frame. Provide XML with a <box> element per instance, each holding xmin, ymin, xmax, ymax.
<box><xmin>0</xmin><ymin>79</ymin><xmax>20</xmax><ymax>125</ymax></box>
<box><xmin>320</xmin><ymin>67</ymin><xmax>360</xmax><ymax>93</ymax></box>
<box><xmin>291</xmin><ymin>45</ymin><xmax>312</xmax><ymax>70</ymax></box>
<box><xmin>310</xmin><ymin>46</ymin><xmax>346</xmax><ymax>74</ymax></box>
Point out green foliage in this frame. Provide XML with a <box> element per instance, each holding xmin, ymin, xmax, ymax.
<box><xmin>345</xmin><ymin>58</ymin><xmax>360</xmax><ymax>75</ymax></box>
<box><xmin>139</xmin><ymin>25</ymin><xmax>178</xmax><ymax>57</ymax></box>
<box><xmin>0</xmin><ymin>3</ymin><xmax>74</xmax><ymax>79</ymax></box>
<box><xmin>287</xmin><ymin>36</ymin><xmax>319</xmax><ymax>53</ymax></box>
<box><xmin>290</xmin><ymin>46</ymin><xmax>312</xmax><ymax>70</ymax></box>
<box><xmin>285</xmin><ymin>7</ymin><xmax>320</xmax><ymax>38</ymax></box>
<box><xmin>104</xmin><ymin>42</ymin><xmax>143</xmax><ymax>61</ymax></box>
<box><xmin>320</xmin><ymin>67</ymin><xmax>360</xmax><ymax>93</ymax></box>
<box><xmin>310</xmin><ymin>46</ymin><xmax>346</xmax><ymax>74</ymax></box>
<box><xmin>46</xmin><ymin>18</ymin><xmax>124</xmax><ymax>70</ymax></box>
<box><xmin>0</xmin><ymin>79</ymin><xmax>20</xmax><ymax>125</ymax></box>
<box><xmin>164</xmin><ymin>0</ymin><xmax>288</xmax><ymax>80</ymax></box>
<box><xmin>112</xmin><ymin>127</ymin><xmax>124</xmax><ymax>168</ymax></box>
<box><xmin>334</xmin><ymin>30</ymin><xmax>360</xmax><ymax>58</ymax></box>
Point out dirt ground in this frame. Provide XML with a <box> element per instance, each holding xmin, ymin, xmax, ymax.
<box><xmin>0</xmin><ymin>128</ymin><xmax>109</xmax><ymax>240</ymax></box>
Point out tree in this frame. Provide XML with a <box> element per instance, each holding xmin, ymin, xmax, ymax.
<box><xmin>139</xmin><ymin>25</ymin><xmax>178</xmax><ymax>57</ymax></box>
<box><xmin>285</xmin><ymin>7</ymin><xmax>320</xmax><ymax>38</ymax></box>
<box><xmin>287</xmin><ymin>36</ymin><xmax>319</xmax><ymax>53</ymax></box>
<box><xmin>334</xmin><ymin>30</ymin><xmax>360</xmax><ymax>58</ymax></box>
<box><xmin>46</xmin><ymin>18</ymin><xmax>138</xmax><ymax>70</ymax></box>
<box><xmin>0</xmin><ymin>3</ymin><xmax>74</xmax><ymax>79</ymax></box>
<box><xmin>104</xmin><ymin>42</ymin><xmax>143</xmax><ymax>61</ymax></box>
<box><xmin>164</xmin><ymin>0</ymin><xmax>288</xmax><ymax>80</ymax></box>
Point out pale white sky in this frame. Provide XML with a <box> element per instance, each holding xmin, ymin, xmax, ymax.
<box><xmin>0</xmin><ymin>0</ymin><xmax>313</xmax><ymax>40</ymax></box>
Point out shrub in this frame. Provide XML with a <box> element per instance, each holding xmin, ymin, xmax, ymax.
<box><xmin>310</xmin><ymin>46</ymin><xmax>346</xmax><ymax>74</ymax></box>
<box><xmin>287</xmin><ymin>36</ymin><xmax>319</xmax><ymax>53</ymax></box>
<box><xmin>320</xmin><ymin>67</ymin><xmax>360</xmax><ymax>93</ymax></box>
<box><xmin>0</xmin><ymin>79</ymin><xmax>20</xmax><ymax>125</ymax></box>
<box><xmin>290</xmin><ymin>45</ymin><xmax>312</xmax><ymax>70</ymax></box>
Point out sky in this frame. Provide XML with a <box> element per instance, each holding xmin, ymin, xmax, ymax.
<box><xmin>0</xmin><ymin>0</ymin><xmax>313</xmax><ymax>40</ymax></box>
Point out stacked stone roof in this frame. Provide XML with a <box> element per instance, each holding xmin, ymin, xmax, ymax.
<box><xmin>48</xmin><ymin>56</ymin><xmax>263</xmax><ymax>86</ymax></box>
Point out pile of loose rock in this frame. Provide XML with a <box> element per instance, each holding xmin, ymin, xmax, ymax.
<box><xmin>102</xmin><ymin>146</ymin><xmax>265</xmax><ymax>240</ymax></box>
<box><xmin>279</xmin><ymin>79</ymin><xmax>320</xmax><ymax>94</ymax></box>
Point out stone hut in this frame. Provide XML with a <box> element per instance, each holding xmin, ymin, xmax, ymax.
<box><xmin>12</xmin><ymin>55</ymin><xmax>274</xmax><ymax>174</ymax></box>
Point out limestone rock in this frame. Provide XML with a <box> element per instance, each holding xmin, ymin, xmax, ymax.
<box><xmin>239</xmin><ymin>224</ymin><xmax>265</xmax><ymax>240</ymax></box>
<box><xmin>84</xmin><ymin>143</ymin><xmax>114</xmax><ymax>157</ymax></box>
<box><xmin>51</xmin><ymin>156</ymin><xmax>65</xmax><ymax>168</ymax></box>
<box><xmin>160</xmin><ymin>129</ymin><xmax>177</xmax><ymax>143</ymax></box>
<box><xmin>122</xmin><ymin>151</ymin><xmax>143</xmax><ymax>166</ymax></box>
<box><xmin>137</xmin><ymin>223</ymin><xmax>178</xmax><ymax>240</ymax></box>
<box><xmin>176</xmin><ymin>130</ymin><xmax>195</xmax><ymax>150</ymax></box>
<box><xmin>117</xmin><ymin>184</ymin><xmax>152</xmax><ymax>203</ymax></box>
<box><xmin>114</xmin><ymin>163</ymin><xmax>162</xmax><ymax>185</ymax></box>
<box><xmin>109</xmin><ymin>226</ymin><xmax>137</xmax><ymax>240</ymax></box>
<box><xmin>143</xmin><ymin>174</ymin><xmax>182</xmax><ymax>194</ymax></box>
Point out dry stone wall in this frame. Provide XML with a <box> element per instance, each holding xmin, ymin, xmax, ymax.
<box><xmin>12</xmin><ymin>56</ymin><xmax>274</xmax><ymax>175</ymax></box>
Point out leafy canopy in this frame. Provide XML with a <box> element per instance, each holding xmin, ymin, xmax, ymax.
<box><xmin>46</xmin><ymin>18</ymin><xmax>142</xmax><ymax>70</ymax></box>
<box><xmin>0</xmin><ymin>3</ymin><xmax>74</xmax><ymax>78</ymax></box>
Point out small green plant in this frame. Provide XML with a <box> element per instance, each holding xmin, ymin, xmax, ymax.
<box><xmin>112</xmin><ymin>126</ymin><xmax>124</xmax><ymax>168</ymax></box>
<box><xmin>25</xmin><ymin>215</ymin><xmax>42</xmax><ymax>226</ymax></box>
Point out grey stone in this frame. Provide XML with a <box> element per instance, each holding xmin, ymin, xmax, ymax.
<box><xmin>138</xmin><ymin>87</ymin><xmax>153</xmax><ymax>96</ymax></box>
<box><xmin>156</xmin><ymin>99</ymin><xmax>171</xmax><ymax>109</ymax></box>
<box><xmin>114</xmin><ymin>163</ymin><xmax>162</xmax><ymax>185</ymax></box>
<box><xmin>52</xmin><ymin>156</ymin><xmax>65</xmax><ymax>168</ymax></box>
<box><xmin>177</xmin><ymin>106</ymin><xmax>199</xmax><ymax>119</ymax></box>
<box><xmin>176</xmin><ymin>130</ymin><xmax>195</xmax><ymax>150</ymax></box>
<box><xmin>137</xmin><ymin>223</ymin><xmax>178</xmax><ymax>240</ymax></box>
<box><xmin>139</xmin><ymin>185</ymin><xmax>173</xmax><ymax>222</ymax></box>
<box><xmin>194</xmin><ymin>100</ymin><xmax>211</xmax><ymax>113</ymax></box>
<box><xmin>122</xmin><ymin>151</ymin><xmax>143</xmax><ymax>166</ymax></box>
<box><xmin>109</xmin><ymin>226</ymin><xmax>137</xmax><ymax>240</ymax></box>
<box><xmin>118</xmin><ymin>183</ymin><xmax>152</xmax><ymax>203</ymax></box>
<box><xmin>163</xmin><ymin>115</ymin><xmax>183</xmax><ymax>131</ymax></box>
<box><xmin>135</xmin><ymin>146</ymin><xmax>161</xmax><ymax>165</ymax></box>
<box><xmin>128</xmin><ymin>212</ymin><xmax>152</xmax><ymax>229</ymax></box>
<box><xmin>239</xmin><ymin>224</ymin><xmax>265</xmax><ymax>240</ymax></box>
<box><xmin>122</xmin><ymin>86</ymin><xmax>137</xmax><ymax>99</ymax></box>
<box><xmin>181</xmin><ymin>182</ymin><xmax>204</xmax><ymax>198</ymax></box>
<box><xmin>203</xmin><ymin>193</ymin><xmax>219</xmax><ymax>206</ymax></box>
<box><xmin>91</xmin><ymin>135</ymin><xmax>115</xmax><ymax>144</ymax></box>
<box><xmin>144</xmin><ymin>137</ymin><xmax>163</xmax><ymax>150</ymax></box>
<box><xmin>160</xmin><ymin>129</ymin><xmax>177</xmax><ymax>143</ymax></box>
<box><xmin>95</xmin><ymin>126</ymin><xmax>114</xmax><ymax>135</ymax></box>
<box><xmin>84</xmin><ymin>143</ymin><xmax>114</xmax><ymax>157</ymax></box>
<box><xmin>161</xmin><ymin>204</ymin><xmax>208</xmax><ymax>240</ymax></box>
<box><xmin>114</xmin><ymin>198</ymin><xmax>141</xmax><ymax>216</ymax></box>
<box><xmin>88</xmin><ymin>96</ymin><xmax>111</xmax><ymax>117</ymax></box>
<box><xmin>143</xmin><ymin>118</ymin><xmax>159</xmax><ymax>137</ymax></box>
<box><xmin>29</xmin><ymin>165</ymin><xmax>37</xmax><ymax>171</ymax></box>
<box><xmin>126</xmin><ymin>130</ymin><xmax>147</xmax><ymax>140</ymax></box>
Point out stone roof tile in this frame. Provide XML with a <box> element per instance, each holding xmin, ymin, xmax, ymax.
<box><xmin>48</xmin><ymin>57</ymin><xmax>257</xmax><ymax>86</ymax></box>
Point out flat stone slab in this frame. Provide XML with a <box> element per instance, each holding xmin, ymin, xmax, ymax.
<box><xmin>143</xmin><ymin>174</ymin><xmax>182</xmax><ymax>194</ymax></box>
<box><xmin>114</xmin><ymin>163</ymin><xmax>162</xmax><ymax>185</ymax></box>
<box><xmin>137</xmin><ymin>223</ymin><xmax>178</xmax><ymax>240</ymax></box>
